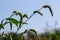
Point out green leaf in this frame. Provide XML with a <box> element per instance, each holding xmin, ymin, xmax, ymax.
<box><xmin>29</xmin><ymin>29</ymin><xmax>37</xmax><ymax>35</ymax></box>
<box><xmin>24</xmin><ymin>29</ymin><xmax>28</xmax><ymax>33</ymax></box>
<box><xmin>3</xmin><ymin>22</ymin><xmax>9</xmax><ymax>26</ymax></box>
<box><xmin>0</xmin><ymin>18</ymin><xmax>6</xmax><ymax>30</ymax></box>
<box><xmin>23</xmin><ymin>14</ymin><xmax>28</xmax><ymax>18</ymax></box>
<box><xmin>19</xmin><ymin>17</ymin><xmax>23</xmax><ymax>28</ymax></box>
<box><xmin>6</xmin><ymin>18</ymin><xmax>19</xmax><ymax>27</ymax></box>
<box><xmin>2</xmin><ymin>31</ymin><xmax>4</xmax><ymax>35</ymax></box>
<box><xmin>0</xmin><ymin>24</ymin><xmax>4</xmax><ymax>29</ymax></box>
<box><xmin>16</xmin><ymin>12</ymin><xmax>23</xmax><ymax>17</ymax></box>
<box><xmin>1</xmin><ymin>18</ymin><xmax>6</xmax><ymax>26</ymax></box>
<box><xmin>13</xmin><ymin>11</ymin><xmax>23</xmax><ymax>28</ymax></box>
<box><xmin>43</xmin><ymin>5</ymin><xmax>53</xmax><ymax>16</ymax></box>
<box><xmin>13</xmin><ymin>10</ymin><xmax>17</xmax><ymax>13</ymax></box>
<box><xmin>33</xmin><ymin>10</ymin><xmax>43</xmax><ymax>16</ymax></box>
<box><xmin>20</xmin><ymin>29</ymin><xmax>27</xmax><ymax>35</ymax></box>
<box><xmin>13</xmin><ymin>11</ymin><xmax>23</xmax><ymax>18</ymax></box>
<box><xmin>9</xmin><ymin>22</ymin><xmax>12</xmax><ymax>30</ymax></box>
<box><xmin>3</xmin><ymin>21</ymin><xmax>13</xmax><ymax>30</ymax></box>
<box><xmin>14</xmin><ymin>12</ymin><xmax>23</xmax><ymax>28</ymax></box>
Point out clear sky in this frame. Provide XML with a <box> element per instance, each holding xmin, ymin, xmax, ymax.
<box><xmin>0</xmin><ymin>0</ymin><xmax>60</xmax><ymax>34</ymax></box>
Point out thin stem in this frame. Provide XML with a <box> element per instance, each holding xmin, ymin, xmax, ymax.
<box><xmin>25</xmin><ymin>13</ymin><xmax>34</xmax><ymax>22</ymax></box>
<box><xmin>9</xmin><ymin>13</ymin><xmax>14</xmax><ymax>18</ymax></box>
<box><xmin>16</xmin><ymin>7</ymin><xmax>43</xmax><ymax>34</ymax></box>
<box><xmin>16</xmin><ymin>13</ymin><xmax>34</xmax><ymax>33</ymax></box>
<box><xmin>38</xmin><ymin>7</ymin><xmax>43</xmax><ymax>11</ymax></box>
<box><xmin>1</xmin><ymin>13</ymin><xmax>14</xmax><ymax>24</ymax></box>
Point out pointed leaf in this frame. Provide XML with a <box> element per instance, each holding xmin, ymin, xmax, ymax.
<box><xmin>1</xmin><ymin>18</ymin><xmax>6</xmax><ymax>26</ymax></box>
<box><xmin>13</xmin><ymin>10</ymin><xmax>17</xmax><ymax>13</ymax></box>
<box><xmin>3</xmin><ymin>22</ymin><xmax>9</xmax><ymax>26</ymax></box>
<box><xmin>9</xmin><ymin>22</ymin><xmax>12</xmax><ymax>30</ymax></box>
<box><xmin>29</xmin><ymin>29</ymin><xmax>37</xmax><ymax>35</ymax></box>
<box><xmin>3</xmin><ymin>21</ymin><xmax>13</xmax><ymax>30</ymax></box>
<box><xmin>2</xmin><ymin>31</ymin><xmax>4</xmax><ymax>35</ymax></box>
<box><xmin>16</xmin><ymin>12</ymin><xmax>23</xmax><ymax>18</ymax></box>
<box><xmin>6</xmin><ymin>18</ymin><xmax>19</xmax><ymax>27</ymax></box>
<box><xmin>24</xmin><ymin>29</ymin><xmax>28</xmax><ymax>33</ymax></box>
<box><xmin>0</xmin><ymin>24</ymin><xmax>4</xmax><ymax>30</ymax></box>
<box><xmin>20</xmin><ymin>29</ymin><xmax>27</xmax><ymax>35</ymax></box>
<box><xmin>43</xmin><ymin>5</ymin><xmax>53</xmax><ymax>16</ymax></box>
<box><xmin>13</xmin><ymin>11</ymin><xmax>23</xmax><ymax>18</ymax></box>
<box><xmin>23</xmin><ymin>14</ymin><xmax>28</xmax><ymax>18</ymax></box>
<box><xmin>19</xmin><ymin>17</ymin><xmax>23</xmax><ymax>28</ymax></box>
<box><xmin>0</xmin><ymin>18</ymin><xmax>6</xmax><ymax>30</ymax></box>
<box><xmin>13</xmin><ymin>12</ymin><xmax>23</xmax><ymax>28</ymax></box>
<box><xmin>15</xmin><ymin>12</ymin><xmax>23</xmax><ymax>28</ymax></box>
<box><xmin>18</xmin><ymin>12</ymin><xmax>22</xmax><ymax>17</ymax></box>
<box><xmin>33</xmin><ymin>10</ymin><xmax>43</xmax><ymax>16</ymax></box>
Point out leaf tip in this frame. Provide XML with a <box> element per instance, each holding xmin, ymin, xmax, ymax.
<box><xmin>13</xmin><ymin>10</ymin><xmax>17</xmax><ymax>13</ymax></box>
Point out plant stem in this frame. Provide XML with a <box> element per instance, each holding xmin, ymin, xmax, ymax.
<box><xmin>16</xmin><ymin>7</ymin><xmax>42</xmax><ymax>34</ymax></box>
<box><xmin>16</xmin><ymin>13</ymin><xmax>34</xmax><ymax>33</ymax></box>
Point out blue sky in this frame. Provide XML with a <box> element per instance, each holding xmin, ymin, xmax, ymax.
<box><xmin>0</xmin><ymin>0</ymin><xmax>60</xmax><ymax>33</ymax></box>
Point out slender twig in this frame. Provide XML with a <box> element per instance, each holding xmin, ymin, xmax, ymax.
<box><xmin>16</xmin><ymin>8</ymin><xmax>43</xmax><ymax>34</ymax></box>
<box><xmin>38</xmin><ymin>7</ymin><xmax>43</xmax><ymax>11</ymax></box>
<box><xmin>16</xmin><ymin>13</ymin><xmax>34</xmax><ymax>33</ymax></box>
<box><xmin>9</xmin><ymin>13</ymin><xmax>14</xmax><ymax>18</ymax></box>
